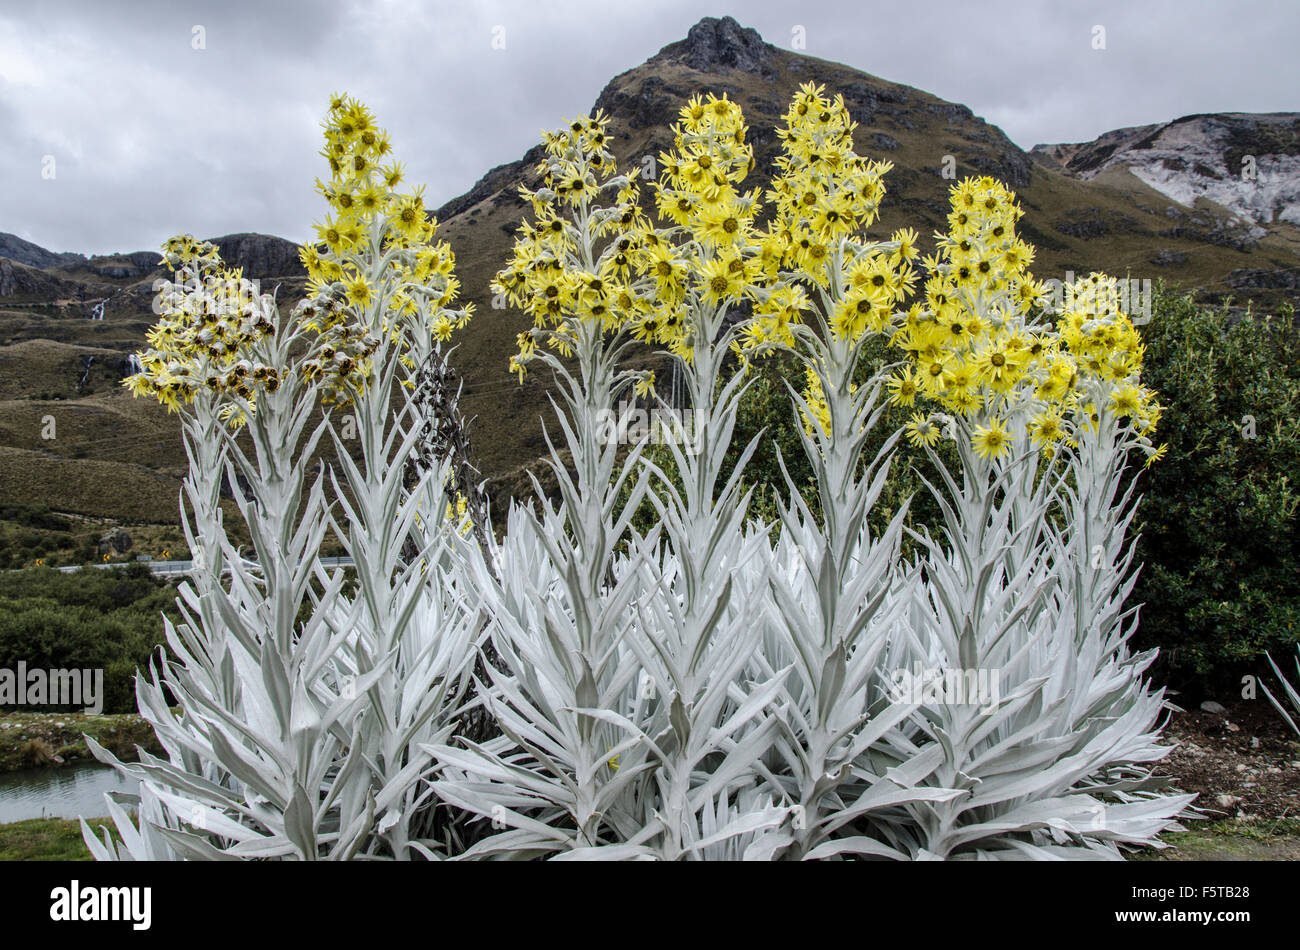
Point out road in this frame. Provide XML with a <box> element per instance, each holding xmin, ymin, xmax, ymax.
<box><xmin>54</xmin><ymin>556</ymin><xmax>355</xmax><ymax>577</ymax></box>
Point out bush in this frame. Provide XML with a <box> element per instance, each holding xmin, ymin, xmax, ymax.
<box><xmin>0</xmin><ymin>504</ymin><xmax>72</xmax><ymax>532</ymax></box>
<box><xmin>0</xmin><ymin>565</ymin><xmax>177</xmax><ymax>713</ymax></box>
<box><xmin>1130</xmin><ymin>292</ymin><xmax>1300</xmax><ymax>693</ymax></box>
<box><xmin>87</xmin><ymin>92</ymin><xmax>1191</xmax><ymax>862</ymax></box>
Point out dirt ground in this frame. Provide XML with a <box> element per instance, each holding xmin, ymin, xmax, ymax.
<box><xmin>1158</xmin><ymin>698</ymin><xmax>1300</xmax><ymax>821</ymax></box>
<box><xmin>1140</xmin><ymin>697</ymin><xmax>1300</xmax><ymax>859</ymax></box>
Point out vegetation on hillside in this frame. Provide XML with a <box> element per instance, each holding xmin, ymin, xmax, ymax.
<box><xmin>0</xmin><ymin>564</ymin><xmax>178</xmax><ymax>714</ymax></box>
<box><xmin>0</xmin><ymin>711</ymin><xmax>161</xmax><ymax>772</ymax></box>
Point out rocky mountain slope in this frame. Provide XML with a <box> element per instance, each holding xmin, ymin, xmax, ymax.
<box><xmin>1</xmin><ymin>15</ymin><xmax>1297</xmax><ymax>529</ymax></box>
<box><xmin>1031</xmin><ymin>112</ymin><xmax>1300</xmax><ymax>229</ymax></box>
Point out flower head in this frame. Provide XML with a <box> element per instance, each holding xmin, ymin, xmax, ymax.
<box><xmin>493</xmin><ymin>112</ymin><xmax>651</xmax><ymax>375</ymax></box>
<box><xmin>972</xmin><ymin>416</ymin><xmax>1014</xmax><ymax>460</ymax></box>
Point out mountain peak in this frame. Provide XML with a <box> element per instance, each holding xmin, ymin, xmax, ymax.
<box><xmin>655</xmin><ymin>16</ymin><xmax>772</xmax><ymax>74</ymax></box>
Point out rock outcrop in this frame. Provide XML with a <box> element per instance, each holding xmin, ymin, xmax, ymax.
<box><xmin>1032</xmin><ymin>113</ymin><xmax>1300</xmax><ymax>227</ymax></box>
<box><xmin>651</xmin><ymin>15</ymin><xmax>775</xmax><ymax>76</ymax></box>
<box><xmin>208</xmin><ymin>233</ymin><xmax>306</xmax><ymax>279</ymax></box>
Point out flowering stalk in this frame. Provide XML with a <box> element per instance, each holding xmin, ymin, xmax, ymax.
<box><xmin>627</xmin><ymin>93</ymin><xmax>798</xmax><ymax>858</ymax></box>
<box><xmin>91</xmin><ymin>263</ymin><xmax>375</xmax><ymax>859</ymax></box>
<box><xmin>1044</xmin><ymin>277</ymin><xmax>1178</xmax><ymax>795</ymax></box>
<box><xmin>874</xmin><ymin>182</ymin><xmax>1190</xmax><ymax>858</ymax></box>
<box><xmin>87</xmin><ymin>97</ymin><xmax>480</xmax><ymax>861</ymax></box>
<box><xmin>129</xmin><ymin>239</ymin><xmax>242</xmax><ymax>702</ymax></box>
<box><xmin>741</xmin><ymin>84</ymin><xmax>959</xmax><ymax>858</ymax></box>
<box><xmin>430</xmin><ymin>114</ymin><xmax>664</xmax><ymax>854</ymax></box>
<box><xmin>296</xmin><ymin>96</ymin><xmax>479</xmax><ymax>858</ymax></box>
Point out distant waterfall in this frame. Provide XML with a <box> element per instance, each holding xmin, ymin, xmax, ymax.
<box><xmin>88</xmin><ymin>300</ymin><xmax>105</xmax><ymax>320</ymax></box>
<box><xmin>77</xmin><ymin>356</ymin><xmax>95</xmax><ymax>390</ymax></box>
<box><xmin>127</xmin><ymin>353</ymin><xmax>144</xmax><ymax>376</ymax></box>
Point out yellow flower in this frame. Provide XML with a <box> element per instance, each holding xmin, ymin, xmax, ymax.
<box><xmin>746</xmin><ymin>285</ymin><xmax>809</xmax><ymax>351</ymax></box>
<box><xmin>974</xmin><ymin>337</ymin><xmax>1027</xmax><ymax>392</ymax></box>
<box><xmin>1029</xmin><ymin>409</ymin><xmax>1065</xmax><ymax>447</ymax></box>
<box><xmin>891</xmin><ymin>227</ymin><xmax>920</xmax><ymax>263</ymax></box>
<box><xmin>381</xmin><ymin>160</ymin><xmax>405</xmax><ymax>189</ymax></box>
<box><xmin>918</xmin><ymin>356</ymin><xmax>951</xmax><ymax>396</ymax></box>
<box><xmin>942</xmin><ymin>384</ymin><xmax>981</xmax><ymax>416</ymax></box>
<box><xmin>698</xmin><ymin>257</ymin><xmax>746</xmax><ymax>305</ymax></box>
<box><xmin>390</xmin><ymin>193</ymin><xmax>427</xmax><ymax>242</ymax></box>
<box><xmin>831</xmin><ymin>286</ymin><xmax>891</xmax><ymax>340</ymax></box>
<box><xmin>345</xmin><ymin>274</ymin><xmax>373</xmax><ymax>308</ymax></box>
<box><xmin>810</xmin><ymin>192</ymin><xmax>858</xmax><ymax>239</ymax></box>
<box><xmin>1109</xmin><ymin>383</ymin><xmax>1142</xmax><ymax>417</ymax></box>
<box><xmin>906</xmin><ymin>412</ymin><xmax>942</xmax><ymax>448</ymax></box>
<box><xmin>943</xmin><ymin>360</ymin><xmax>974</xmax><ymax>393</ymax></box>
<box><xmin>698</xmin><ymin>199</ymin><xmax>750</xmax><ymax>248</ymax></box>
<box><xmin>972</xmin><ymin>417</ymin><xmax>1013</xmax><ymax>460</ymax></box>
<box><xmin>315</xmin><ymin>215</ymin><xmax>353</xmax><ymax>255</ymax></box>
<box><xmin>887</xmin><ymin>367</ymin><xmax>920</xmax><ymax>407</ymax></box>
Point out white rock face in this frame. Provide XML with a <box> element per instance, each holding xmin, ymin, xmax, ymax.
<box><xmin>1040</xmin><ymin>115</ymin><xmax>1300</xmax><ymax>229</ymax></box>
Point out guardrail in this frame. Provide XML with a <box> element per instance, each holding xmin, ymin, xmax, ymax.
<box><xmin>51</xmin><ymin>556</ymin><xmax>355</xmax><ymax>576</ymax></box>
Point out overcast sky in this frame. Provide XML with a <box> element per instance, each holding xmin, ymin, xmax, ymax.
<box><xmin>2</xmin><ymin>0</ymin><xmax>1296</xmax><ymax>256</ymax></box>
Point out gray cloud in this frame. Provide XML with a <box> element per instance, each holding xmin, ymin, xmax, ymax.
<box><xmin>1</xmin><ymin>0</ymin><xmax>1295</xmax><ymax>255</ymax></box>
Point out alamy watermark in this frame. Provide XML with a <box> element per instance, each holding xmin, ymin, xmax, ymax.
<box><xmin>595</xmin><ymin>399</ymin><xmax>702</xmax><ymax>454</ymax></box>
<box><xmin>887</xmin><ymin>663</ymin><xmax>1002</xmax><ymax>715</ymax></box>
<box><xmin>1042</xmin><ymin>271</ymin><xmax>1152</xmax><ymax>326</ymax></box>
<box><xmin>50</xmin><ymin>880</ymin><xmax>151</xmax><ymax>930</ymax></box>
<box><xmin>0</xmin><ymin>662</ymin><xmax>104</xmax><ymax>714</ymax></box>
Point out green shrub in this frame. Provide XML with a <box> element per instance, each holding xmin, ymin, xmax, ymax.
<box><xmin>0</xmin><ymin>504</ymin><xmax>72</xmax><ymax>532</ymax></box>
<box><xmin>1131</xmin><ymin>292</ymin><xmax>1300</xmax><ymax>692</ymax></box>
<box><xmin>0</xmin><ymin>565</ymin><xmax>178</xmax><ymax>713</ymax></box>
